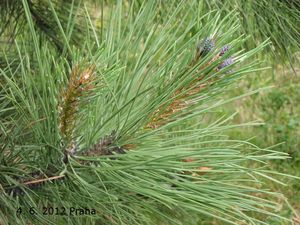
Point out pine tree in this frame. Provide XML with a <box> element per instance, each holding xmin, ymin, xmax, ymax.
<box><xmin>0</xmin><ymin>1</ymin><xmax>297</xmax><ymax>224</ymax></box>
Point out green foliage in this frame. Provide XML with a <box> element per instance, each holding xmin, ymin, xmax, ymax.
<box><xmin>204</xmin><ymin>0</ymin><xmax>300</xmax><ymax>67</ymax></box>
<box><xmin>209</xmin><ymin>65</ymin><xmax>300</xmax><ymax>224</ymax></box>
<box><xmin>0</xmin><ymin>0</ymin><xmax>298</xmax><ymax>224</ymax></box>
<box><xmin>133</xmin><ymin>0</ymin><xmax>300</xmax><ymax>67</ymax></box>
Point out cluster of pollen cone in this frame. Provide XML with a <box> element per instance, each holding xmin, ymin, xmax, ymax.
<box><xmin>146</xmin><ymin>37</ymin><xmax>234</xmax><ymax>130</ymax></box>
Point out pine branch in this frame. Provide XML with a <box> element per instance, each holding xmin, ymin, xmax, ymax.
<box><xmin>4</xmin><ymin>174</ymin><xmax>65</xmax><ymax>197</ymax></box>
<box><xmin>0</xmin><ymin>1</ymin><xmax>294</xmax><ymax>224</ymax></box>
<box><xmin>79</xmin><ymin>131</ymin><xmax>127</xmax><ymax>158</ymax></box>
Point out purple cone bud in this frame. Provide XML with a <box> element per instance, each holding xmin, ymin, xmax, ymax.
<box><xmin>197</xmin><ymin>38</ymin><xmax>215</xmax><ymax>57</ymax></box>
<box><xmin>219</xmin><ymin>45</ymin><xmax>230</xmax><ymax>56</ymax></box>
<box><xmin>217</xmin><ymin>57</ymin><xmax>234</xmax><ymax>70</ymax></box>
